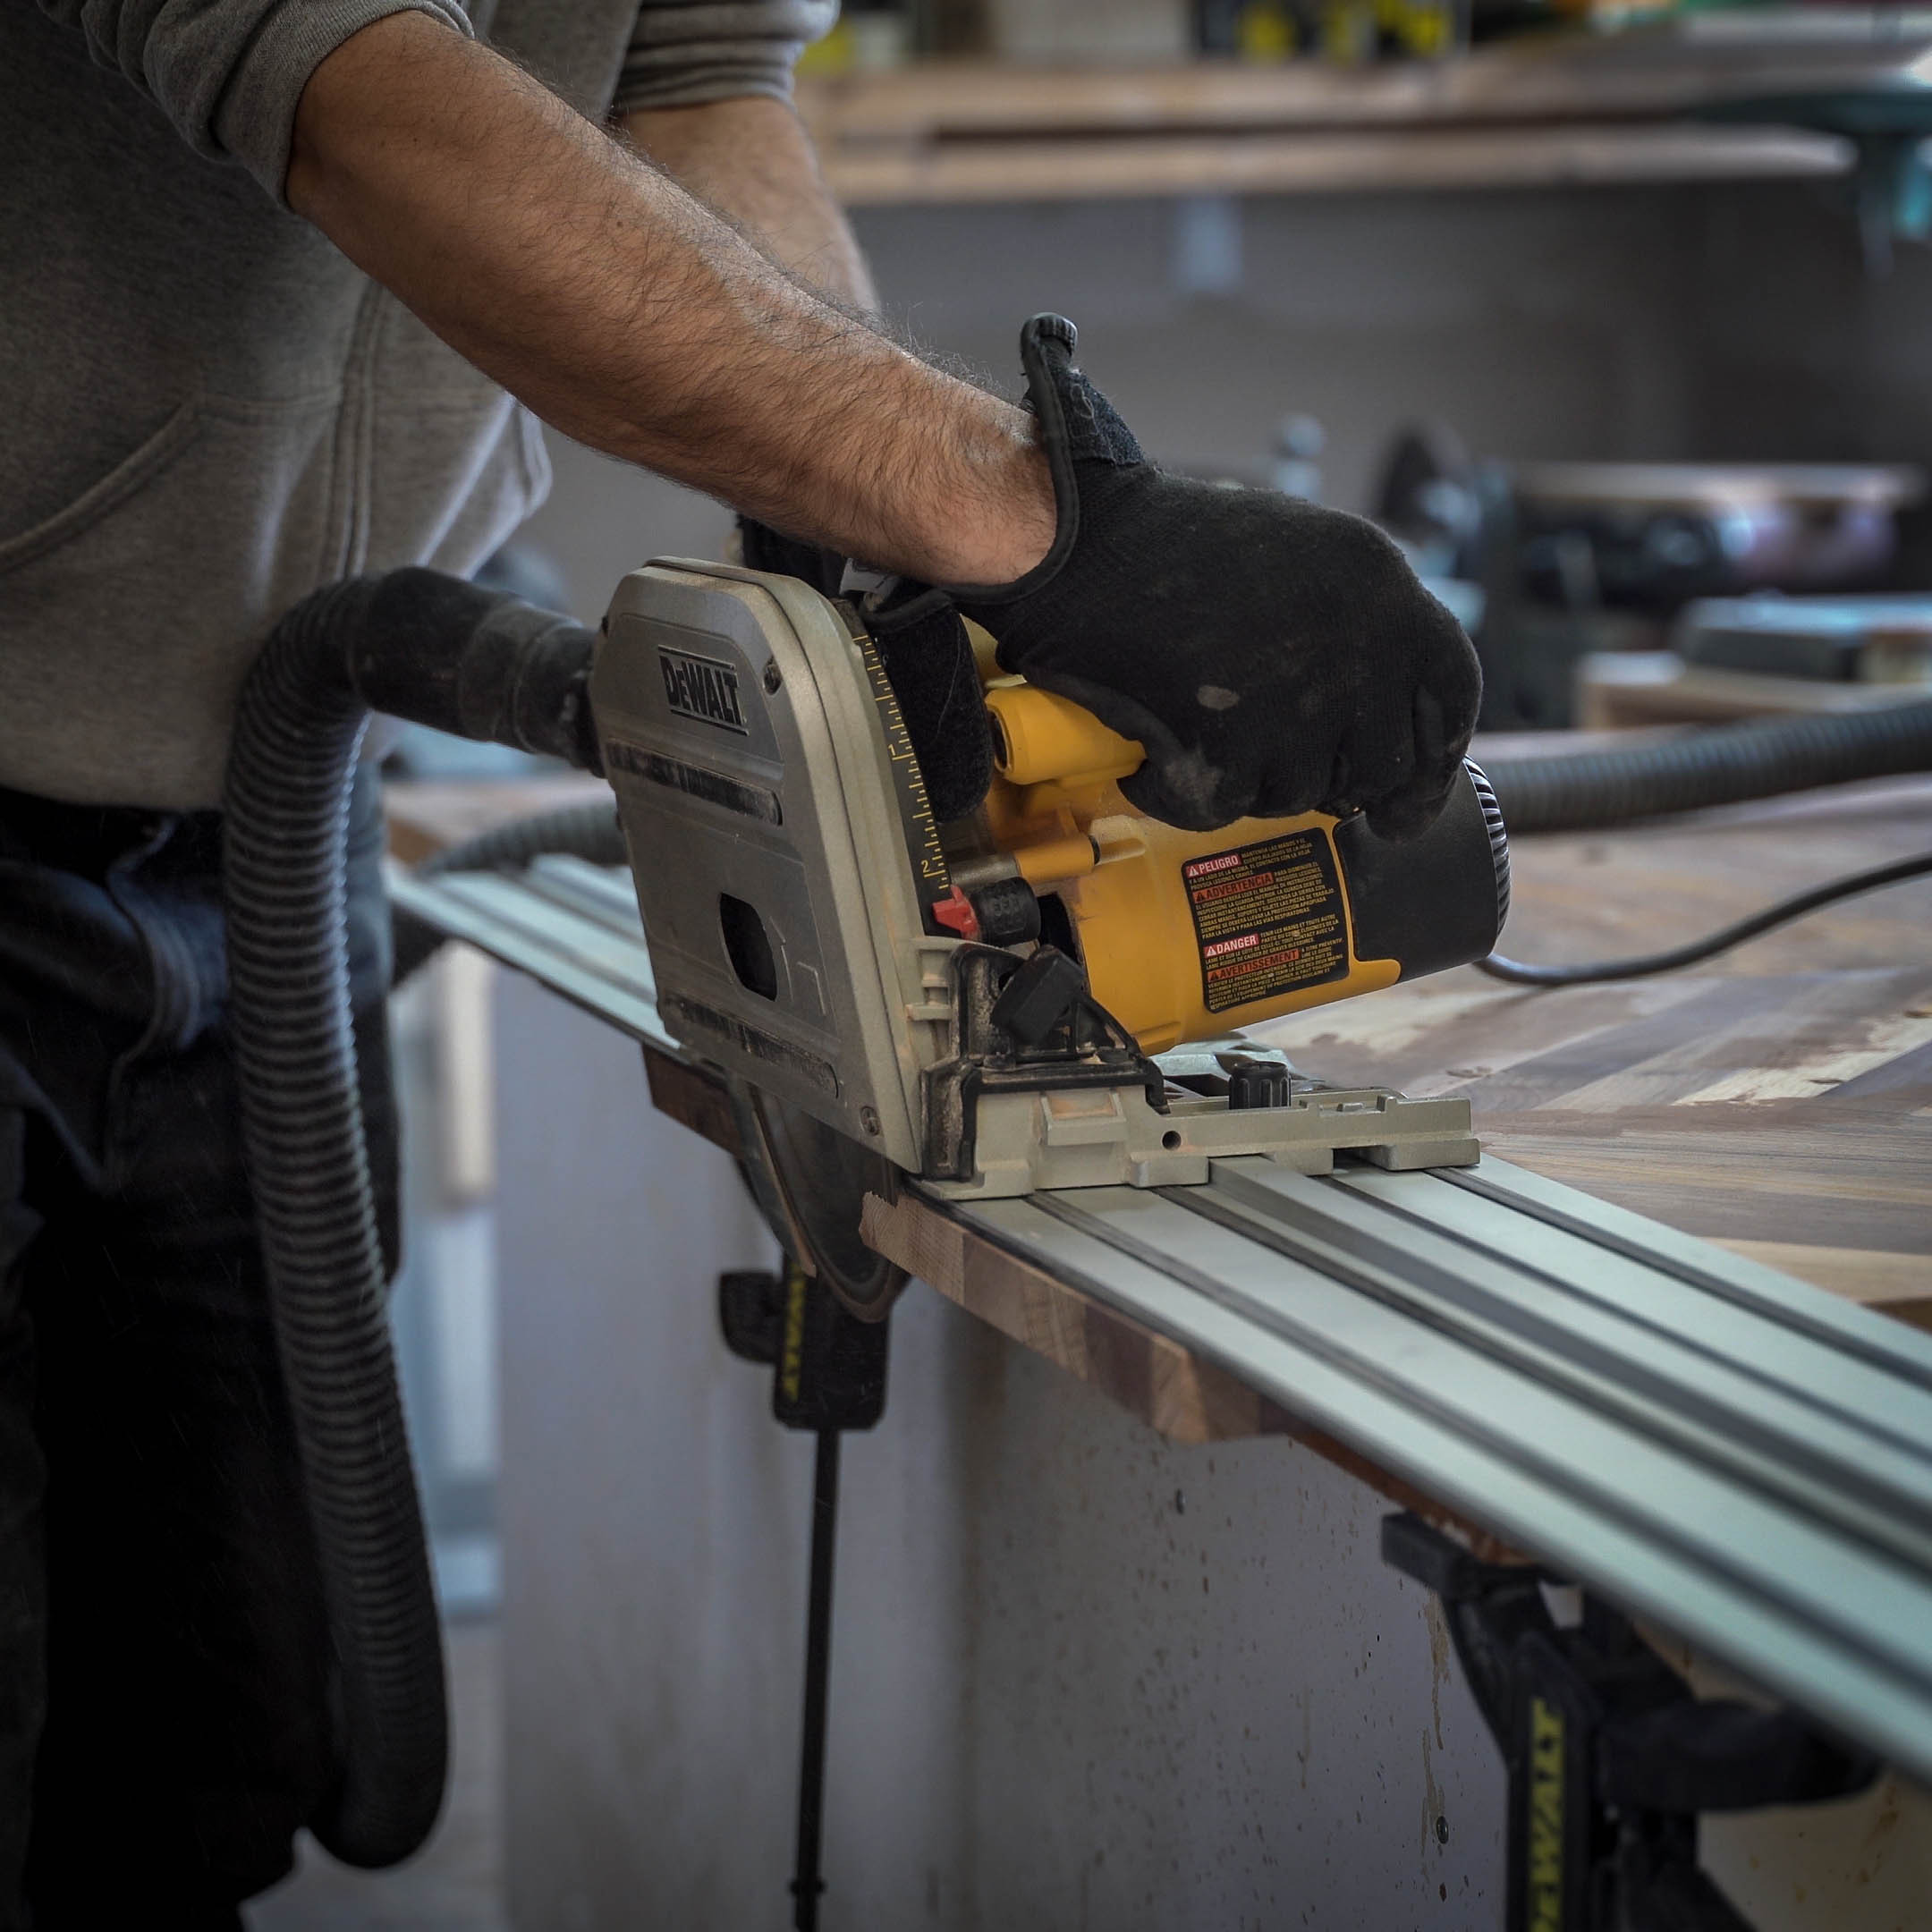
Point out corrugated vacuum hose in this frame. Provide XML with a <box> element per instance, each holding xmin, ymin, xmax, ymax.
<box><xmin>391</xmin><ymin>798</ymin><xmax>626</xmax><ymax>984</ymax></box>
<box><xmin>223</xmin><ymin>569</ymin><xmax>600</xmax><ymax>1868</ymax></box>
<box><xmin>1484</xmin><ymin>698</ymin><xmax>1932</xmax><ymax>834</ymax></box>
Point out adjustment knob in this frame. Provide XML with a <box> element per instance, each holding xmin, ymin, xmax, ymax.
<box><xmin>1228</xmin><ymin>1063</ymin><xmax>1292</xmax><ymax>1110</ymax></box>
<box><xmin>970</xmin><ymin>877</ymin><xmax>1042</xmax><ymax>948</ymax></box>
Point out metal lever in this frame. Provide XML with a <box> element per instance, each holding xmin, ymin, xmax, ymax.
<box><xmin>989</xmin><ymin>945</ymin><xmax>1089</xmax><ymax>1046</ymax></box>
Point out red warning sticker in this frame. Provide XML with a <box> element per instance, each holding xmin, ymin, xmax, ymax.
<box><xmin>1184</xmin><ymin>829</ymin><xmax>1351</xmax><ymax>1013</ymax></box>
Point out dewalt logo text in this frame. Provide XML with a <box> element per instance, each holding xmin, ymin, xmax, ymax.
<box><xmin>659</xmin><ymin>647</ymin><xmax>748</xmax><ymax>733</ymax></box>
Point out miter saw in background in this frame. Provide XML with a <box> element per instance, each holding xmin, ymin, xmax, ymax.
<box><xmin>591</xmin><ymin>559</ymin><xmax>1511</xmax><ymax>1318</ymax></box>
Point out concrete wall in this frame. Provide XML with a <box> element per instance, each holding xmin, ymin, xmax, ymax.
<box><xmin>493</xmin><ymin>973</ymin><xmax>1504</xmax><ymax>1930</ymax></box>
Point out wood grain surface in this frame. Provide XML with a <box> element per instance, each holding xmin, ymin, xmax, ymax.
<box><xmin>1250</xmin><ymin>769</ymin><xmax>1932</xmax><ymax>1278</ymax></box>
<box><xmin>863</xmin><ymin>766</ymin><xmax>1930</xmax><ymax>1458</ymax></box>
<box><xmin>805</xmin><ymin>125</ymin><xmax>1840</xmax><ymax>208</ymax></box>
<box><xmin>865</xmin><ymin>768</ymin><xmax>1930</xmax><ymax>1468</ymax></box>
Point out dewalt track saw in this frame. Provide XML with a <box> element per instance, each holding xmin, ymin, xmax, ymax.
<box><xmin>591</xmin><ymin>561</ymin><xmax>1511</xmax><ymax>1314</ymax></box>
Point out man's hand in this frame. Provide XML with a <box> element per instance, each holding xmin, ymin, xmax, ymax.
<box><xmin>287</xmin><ymin>12</ymin><xmax>1052</xmax><ymax>585</ymax></box>
<box><xmin>875</xmin><ymin>318</ymin><xmax>1483</xmax><ymax>837</ymax></box>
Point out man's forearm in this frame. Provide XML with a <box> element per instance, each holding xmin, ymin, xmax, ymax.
<box><xmin>288</xmin><ymin>13</ymin><xmax>1049</xmax><ymax>583</ymax></box>
<box><xmin>623</xmin><ymin>97</ymin><xmax>877</xmax><ymax>314</ymax></box>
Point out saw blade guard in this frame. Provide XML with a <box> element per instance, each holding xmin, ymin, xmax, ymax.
<box><xmin>590</xmin><ymin>559</ymin><xmax>955</xmax><ymax>1165</ymax></box>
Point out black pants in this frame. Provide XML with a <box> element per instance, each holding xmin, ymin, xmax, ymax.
<box><xmin>0</xmin><ymin>775</ymin><xmax>398</xmax><ymax>1928</ymax></box>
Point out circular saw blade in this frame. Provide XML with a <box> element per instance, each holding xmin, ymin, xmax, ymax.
<box><xmin>750</xmin><ymin>1094</ymin><xmax>907</xmax><ymax>1320</ymax></box>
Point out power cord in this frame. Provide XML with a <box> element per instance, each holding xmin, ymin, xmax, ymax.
<box><xmin>1478</xmin><ymin>851</ymin><xmax>1932</xmax><ymax>987</ymax></box>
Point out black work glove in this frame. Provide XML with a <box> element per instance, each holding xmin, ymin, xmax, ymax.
<box><xmin>874</xmin><ymin>316</ymin><xmax>1482</xmax><ymax>838</ymax></box>
<box><xmin>737</xmin><ymin>516</ymin><xmax>993</xmax><ymax>824</ymax></box>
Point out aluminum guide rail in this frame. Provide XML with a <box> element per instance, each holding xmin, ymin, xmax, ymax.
<box><xmin>390</xmin><ymin>858</ymin><xmax>668</xmax><ymax>1045</ymax></box>
<box><xmin>959</xmin><ymin>1172</ymin><xmax>1932</xmax><ymax>1782</ymax></box>
<box><xmin>393</xmin><ymin>857</ymin><xmax>1932</xmax><ymax>1781</ymax></box>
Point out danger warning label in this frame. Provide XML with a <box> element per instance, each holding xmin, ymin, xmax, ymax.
<box><xmin>1183</xmin><ymin>830</ymin><xmax>1351</xmax><ymax>1014</ymax></box>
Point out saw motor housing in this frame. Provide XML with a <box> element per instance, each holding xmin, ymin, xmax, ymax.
<box><xmin>963</xmin><ymin>665</ymin><xmax>1508</xmax><ymax>1055</ymax></box>
<box><xmin>591</xmin><ymin>562</ymin><xmax>1506</xmax><ymax>1225</ymax></box>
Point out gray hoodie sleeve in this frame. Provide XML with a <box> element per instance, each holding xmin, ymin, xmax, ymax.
<box><xmin>36</xmin><ymin>0</ymin><xmax>473</xmax><ymax>199</ymax></box>
<box><xmin>611</xmin><ymin>1</ymin><xmax>837</xmax><ymax>112</ymax></box>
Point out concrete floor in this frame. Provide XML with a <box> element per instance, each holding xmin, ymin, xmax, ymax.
<box><xmin>249</xmin><ymin>1622</ymin><xmax>508</xmax><ymax>1932</ymax></box>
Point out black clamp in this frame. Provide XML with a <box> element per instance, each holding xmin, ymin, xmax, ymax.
<box><xmin>1381</xmin><ymin>1513</ymin><xmax>1878</xmax><ymax>1932</ymax></box>
<box><xmin>720</xmin><ymin>1262</ymin><xmax>890</xmax><ymax>1932</ymax></box>
<box><xmin>720</xmin><ymin>1259</ymin><xmax>889</xmax><ymax>1433</ymax></box>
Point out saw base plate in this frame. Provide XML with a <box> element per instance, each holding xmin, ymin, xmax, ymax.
<box><xmin>927</xmin><ymin>1079</ymin><xmax>1479</xmax><ymax>1201</ymax></box>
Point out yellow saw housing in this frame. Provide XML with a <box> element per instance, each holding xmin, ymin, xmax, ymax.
<box><xmin>953</xmin><ymin>631</ymin><xmax>1507</xmax><ymax>1056</ymax></box>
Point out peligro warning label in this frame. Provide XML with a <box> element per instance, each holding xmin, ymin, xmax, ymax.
<box><xmin>1184</xmin><ymin>829</ymin><xmax>1351</xmax><ymax>1014</ymax></box>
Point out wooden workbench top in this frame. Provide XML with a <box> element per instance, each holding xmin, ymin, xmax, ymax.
<box><xmin>862</xmin><ymin>761</ymin><xmax>1930</xmax><ymax>1496</ymax></box>
<box><xmin>1244</xmin><ymin>766</ymin><xmax>1931</xmax><ymax>1314</ymax></box>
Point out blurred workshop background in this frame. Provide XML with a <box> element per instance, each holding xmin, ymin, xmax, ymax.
<box><xmin>258</xmin><ymin>4</ymin><xmax>1932</xmax><ymax>1926</ymax></box>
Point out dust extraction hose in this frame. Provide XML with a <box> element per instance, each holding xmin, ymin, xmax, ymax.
<box><xmin>392</xmin><ymin>799</ymin><xmax>626</xmax><ymax>985</ymax></box>
<box><xmin>1483</xmin><ymin>698</ymin><xmax>1932</xmax><ymax>834</ymax></box>
<box><xmin>417</xmin><ymin>798</ymin><xmax>625</xmax><ymax>877</ymax></box>
<box><xmin>223</xmin><ymin>568</ymin><xmax>600</xmax><ymax>1868</ymax></box>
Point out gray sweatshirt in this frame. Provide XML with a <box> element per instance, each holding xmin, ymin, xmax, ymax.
<box><xmin>2</xmin><ymin>0</ymin><xmax>835</xmax><ymax>808</ymax></box>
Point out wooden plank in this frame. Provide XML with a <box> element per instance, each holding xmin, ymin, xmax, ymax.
<box><xmin>1240</xmin><ymin>770</ymin><xmax>1932</xmax><ymax>1316</ymax></box>
<box><xmin>1474</xmin><ymin>1111</ymin><xmax>1932</xmax><ymax>1258</ymax></box>
<box><xmin>790</xmin><ymin>38</ymin><xmax>1931</xmax><ymax>203</ymax></box>
<box><xmin>1263</xmin><ymin>963</ymin><xmax>1932</xmax><ymax>1257</ymax></box>
<box><xmin>399</xmin><ymin>758</ymin><xmax>1930</xmax><ymax>1522</ymax></box>
<box><xmin>814</xmin><ymin>125</ymin><xmax>1840</xmax><ymax>206</ymax></box>
<box><xmin>795</xmin><ymin>41</ymin><xmax>1932</xmax><ymax>140</ymax></box>
<box><xmin>1458</xmin><ymin>968</ymin><xmax>1932</xmax><ymax>1114</ymax></box>
<box><xmin>862</xmin><ymin>1188</ymin><xmax>1276</xmax><ymax>1445</ymax></box>
<box><xmin>640</xmin><ymin>1046</ymin><xmax>741</xmax><ymax>1159</ymax></box>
